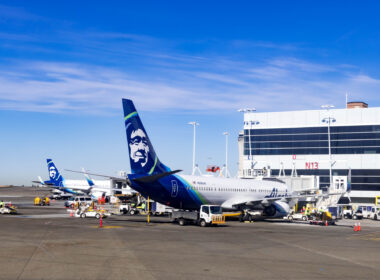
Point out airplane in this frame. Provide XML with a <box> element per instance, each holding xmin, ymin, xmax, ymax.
<box><xmin>40</xmin><ymin>159</ymin><xmax>115</xmax><ymax>199</ymax></box>
<box><xmin>121</xmin><ymin>98</ymin><xmax>313</xmax><ymax>218</ymax></box>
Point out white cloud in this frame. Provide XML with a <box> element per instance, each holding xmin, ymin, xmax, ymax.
<box><xmin>1</xmin><ymin>56</ymin><xmax>380</xmax><ymax>115</ymax></box>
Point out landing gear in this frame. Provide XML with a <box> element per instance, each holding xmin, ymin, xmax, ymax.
<box><xmin>239</xmin><ymin>210</ymin><xmax>254</xmax><ymax>222</ymax></box>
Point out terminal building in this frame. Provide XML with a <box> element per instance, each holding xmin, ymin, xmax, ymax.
<box><xmin>238</xmin><ymin>101</ymin><xmax>380</xmax><ymax>204</ymax></box>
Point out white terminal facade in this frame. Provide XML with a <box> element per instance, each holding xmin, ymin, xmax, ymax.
<box><xmin>238</xmin><ymin>102</ymin><xmax>380</xmax><ymax>204</ymax></box>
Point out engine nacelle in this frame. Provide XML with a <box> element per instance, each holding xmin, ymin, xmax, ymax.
<box><xmin>263</xmin><ymin>205</ymin><xmax>276</xmax><ymax>216</ymax></box>
<box><xmin>263</xmin><ymin>201</ymin><xmax>290</xmax><ymax>218</ymax></box>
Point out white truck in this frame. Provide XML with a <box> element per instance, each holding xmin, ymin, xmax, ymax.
<box><xmin>171</xmin><ymin>205</ymin><xmax>225</xmax><ymax>227</ymax></box>
<box><xmin>368</xmin><ymin>207</ymin><xmax>380</xmax><ymax>220</ymax></box>
<box><xmin>119</xmin><ymin>200</ymin><xmax>173</xmax><ymax>216</ymax></box>
<box><xmin>151</xmin><ymin>201</ymin><xmax>173</xmax><ymax>216</ymax></box>
<box><xmin>343</xmin><ymin>206</ymin><xmax>363</xmax><ymax>220</ymax></box>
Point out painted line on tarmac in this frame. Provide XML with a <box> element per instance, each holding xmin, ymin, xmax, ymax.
<box><xmin>90</xmin><ymin>225</ymin><xmax>123</xmax><ymax>229</ymax></box>
<box><xmin>10</xmin><ymin>214</ymin><xmax>70</xmax><ymax>219</ymax></box>
<box><xmin>258</xmin><ymin>233</ymin><xmax>375</xmax><ymax>269</ymax></box>
<box><xmin>348</xmin><ymin>231</ymin><xmax>380</xmax><ymax>241</ymax></box>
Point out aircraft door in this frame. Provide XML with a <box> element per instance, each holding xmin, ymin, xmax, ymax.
<box><xmin>171</xmin><ymin>180</ymin><xmax>179</xmax><ymax>197</ymax></box>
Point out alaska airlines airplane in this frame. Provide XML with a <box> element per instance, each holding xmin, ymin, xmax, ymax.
<box><xmin>123</xmin><ymin>99</ymin><xmax>298</xmax><ymax>218</ymax></box>
<box><xmin>41</xmin><ymin>159</ymin><xmax>112</xmax><ymax>199</ymax></box>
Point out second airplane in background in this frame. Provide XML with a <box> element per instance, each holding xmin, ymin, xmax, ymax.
<box><xmin>38</xmin><ymin>159</ymin><xmax>113</xmax><ymax>199</ymax></box>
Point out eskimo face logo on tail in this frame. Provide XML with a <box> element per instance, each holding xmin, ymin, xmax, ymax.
<box><xmin>49</xmin><ymin>166</ymin><xmax>57</xmax><ymax>180</ymax></box>
<box><xmin>129</xmin><ymin>128</ymin><xmax>150</xmax><ymax>167</ymax></box>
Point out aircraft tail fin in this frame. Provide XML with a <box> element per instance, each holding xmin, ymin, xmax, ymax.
<box><xmin>82</xmin><ymin>168</ymin><xmax>95</xmax><ymax>186</ymax></box>
<box><xmin>46</xmin><ymin>159</ymin><xmax>64</xmax><ymax>187</ymax></box>
<box><xmin>38</xmin><ymin>176</ymin><xmax>45</xmax><ymax>185</ymax></box>
<box><xmin>122</xmin><ymin>99</ymin><xmax>171</xmax><ymax>175</ymax></box>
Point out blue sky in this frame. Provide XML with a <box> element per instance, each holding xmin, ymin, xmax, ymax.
<box><xmin>1</xmin><ymin>1</ymin><xmax>380</xmax><ymax>185</ymax></box>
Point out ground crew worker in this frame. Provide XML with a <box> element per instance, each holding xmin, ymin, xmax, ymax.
<box><xmin>45</xmin><ymin>197</ymin><xmax>50</xmax><ymax>205</ymax></box>
<box><xmin>34</xmin><ymin>197</ymin><xmax>40</xmax><ymax>206</ymax></box>
<box><xmin>0</xmin><ymin>200</ymin><xmax>4</xmax><ymax>208</ymax></box>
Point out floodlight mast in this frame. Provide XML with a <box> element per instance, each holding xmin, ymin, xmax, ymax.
<box><xmin>188</xmin><ymin>121</ymin><xmax>200</xmax><ymax>175</ymax></box>
<box><xmin>238</xmin><ymin>108</ymin><xmax>257</xmax><ymax>177</ymax></box>
<box><xmin>223</xmin><ymin>132</ymin><xmax>229</xmax><ymax>178</ymax></box>
<box><xmin>321</xmin><ymin>104</ymin><xmax>336</xmax><ymax>189</ymax></box>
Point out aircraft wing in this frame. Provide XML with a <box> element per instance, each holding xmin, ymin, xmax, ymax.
<box><xmin>221</xmin><ymin>195</ymin><xmax>301</xmax><ymax>209</ymax></box>
<box><xmin>65</xmin><ymin>169</ymin><xmax>127</xmax><ymax>181</ymax></box>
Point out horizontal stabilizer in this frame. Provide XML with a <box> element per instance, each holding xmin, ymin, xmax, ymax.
<box><xmin>32</xmin><ymin>181</ymin><xmax>54</xmax><ymax>186</ymax></box>
<box><xmin>65</xmin><ymin>169</ymin><xmax>127</xmax><ymax>181</ymax></box>
<box><xmin>132</xmin><ymin>170</ymin><xmax>182</xmax><ymax>184</ymax></box>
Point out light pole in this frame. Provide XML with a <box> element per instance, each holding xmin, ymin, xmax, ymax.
<box><xmin>188</xmin><ymin>121</ymin><xmax>199</xmax><ymax>175</ymax></box>
<box><xmin>321</xmin><ymin>104</ymin><xmax>336</xmax><ymax>189</ymax></box>
<box><xmin>223</xmin><ymin>132</ymin><xmax>229</xmax><ymax>178</ymax></box>
<box><xmin>238</xmin><ymin>108</ymin><xmax>257</xmax><ymax>177</ymax></box>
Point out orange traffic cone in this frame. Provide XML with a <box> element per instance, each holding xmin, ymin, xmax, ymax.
<box><xmin>70</xmin><ymin>210</ymin><xmax>73</xmax><ymax>217</ymax></box>
<box><xmin>358</xmin><ymin>222</ymin><xmax>361</xmax><ymax>231</ymax></box>
<box><xmin>325</xmin><ymin>220</ymin><xmax>328</xmax><ymax>227</ymax></box>
<box><xmin>99</xmin><ymin>215</ymin><xmax>103</xmax><ymax>228</ymax></box>
<box><xmin>354</xmin><ymin>223</ymin><xmax>358</xmax><ymax>232</ymax></box>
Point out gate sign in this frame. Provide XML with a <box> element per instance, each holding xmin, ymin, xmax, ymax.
<box><xmin>305</xmin><ymin>162</ymin><xmax>319</xmax><ymax>170</ymax></box>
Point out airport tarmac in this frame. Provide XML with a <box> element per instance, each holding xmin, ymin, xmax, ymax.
<box><xmin>1</xmin><ymin>187</ymin><xmax>380</xmax><ymax>280</ymax></box>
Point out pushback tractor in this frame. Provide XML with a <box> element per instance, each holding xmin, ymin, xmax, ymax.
<box><xmin>171</xmin><ymin>205</ymin><xmax>225</xmax><ymax>227</ymax></box>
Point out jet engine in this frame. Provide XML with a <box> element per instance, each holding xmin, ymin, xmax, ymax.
<box><xmin>263</xmin><ymin>201</ymin><xmax>290</xmax><ymax>218</ymax></box>
<box><xmin>263</xmin><ymin>205</ymin><xmax>276</xmax><ymax>216</ymax></box>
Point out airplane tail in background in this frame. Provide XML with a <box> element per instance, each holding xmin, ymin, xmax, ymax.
<box><xmin>122</xmin><ymin>99</ymin><xmax>171</xmax><ymax>175</ymax></box>
<box><xmin>38</xmin><ymin>176</ymin><xmax>45</xmax><ymax>185</ymax></box>
<box><xmin>82</xmin><ymin>168</ymin><xmax>95</xmax><ymax>187</ymax></box>
<box><xmin>46</xmin><ymin>159</ymin><xmax>64</xmax><ymax>187</ymax></box>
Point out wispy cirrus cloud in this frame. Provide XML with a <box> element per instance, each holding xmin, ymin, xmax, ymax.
<box><xmin>1</xmin><ymin>54</ymin><xmax>380</xmax><ymax>115</ymax></box>
<box><xmin>0</xmin><ymin>11</ymin><xmax>379</xmax><ymax>115</ymax></box>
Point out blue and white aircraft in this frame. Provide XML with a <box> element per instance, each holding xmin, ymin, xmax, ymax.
<box><xmin>123</xmin><ymin>99</ymin><xmax>298</xmax><ymax>218</ymax></box>
<box><xmin>40</xmin><ymin>159</ymin><xmax>112</xmax><ymax>199</ymax></box>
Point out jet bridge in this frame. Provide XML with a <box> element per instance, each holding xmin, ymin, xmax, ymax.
<box><xmin>277</xmin><ymin>176</ymin><xmax>319</xmax><ymax>194</ymax></box>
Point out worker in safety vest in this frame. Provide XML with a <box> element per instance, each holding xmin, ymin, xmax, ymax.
<box><xmin>305</xmin><ymin>207</ymin><xmax>310</xmax><ymax>216</ymax></box>
<box><xmin>34</xmin><ymin>197</ymin><xmax>40</xmax><ymax>205</ymax></box>
<box><xmin>0</xmin><ymin>200</ymin><xmax>4</xmax><ymax>208</ymax></box>
<box><xmin>45</xmin><ymin>197</ymin><xmax>50</xmax><ymax>205</ymax></box>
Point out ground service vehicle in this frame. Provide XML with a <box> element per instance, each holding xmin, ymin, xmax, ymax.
<box><xmin>368</xmin><ymin>207</ymin><xmax>380</xmax><ymax>220</ymax></box>
<box><xmin>0</xmin><ymin>205</ymin><xmax>17</xmax><ymax>214</ymax></box>
<box><xmin>343</xmin><ymin>206</ymin><xmax>363</xmax><ymax>219</ymax></box>
<box><xmin>309</xmin><ymin>210</ymin><xmax>336</xmax><ymax>226</ymax></box>
<box><xmin>358</xmin><ymin>205</ymin><xmax>372</xmax><ymax>218</ymax></box>
<box><xmin>34</xmin><ymin>197</ymin><xmax>50</xmax><ymax>206</ymax></box>
<box><xmin>64</xmin><ymin>196</ymin><xmax>93</xmax><ymax>208</ymax></box>
<box><xmin>171</xmin><ymin>205</ymin><xmax>225</xmax><ymax>227</ymax></box>
<box><xmin>79</xmin><ymin>209</ymin><xmax>109</xmax><ymax>219</ymax></box>
<box><xmin>352</xmin><ymin>209</ymin><xmax>363</xmax><ymax>220</ymax></box>
<box><xmin>151</xmin><ymin>201</ymin><xmax>173</xmax><ymax>216</ymax></box>
<box><xmin>286</xmin><ymin>212</ymin><xmax>308</xmax><ymax>221</ymax></box>
<box><xmin>119</xmin><ymin>203</ymin><xmax>130</xmax><ymax>215</ymax></box>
